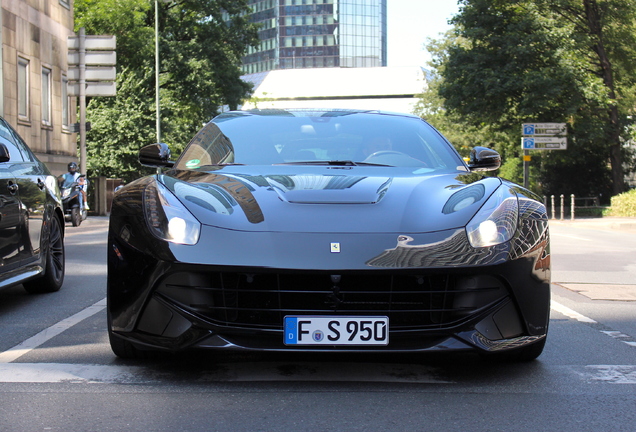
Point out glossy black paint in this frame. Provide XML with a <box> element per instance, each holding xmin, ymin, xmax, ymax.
<box><xmin>0</xmin><ymin>117</ymin><xmax>65</xmax><ymax>293</ymax></box>
<box><xmin>108</xmin><ymin>109</ymin><xmax>550</xmax><ymax>360</ymax></box>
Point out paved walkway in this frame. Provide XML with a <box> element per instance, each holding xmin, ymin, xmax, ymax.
<box><xmin>549</xmin><ymin>216</ymin><xmax>636</xmax><ymax>233</ymax></box>
<box><xmin>550</xmin><ymin>216</ymin><xmax>636</xmax><ymax>302</ymax></box>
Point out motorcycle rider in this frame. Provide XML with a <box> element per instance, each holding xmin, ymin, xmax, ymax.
<box><xmin>60</xmin><ymin>162</ymin><xmax>89</xmax><ymax>210</ymax></box>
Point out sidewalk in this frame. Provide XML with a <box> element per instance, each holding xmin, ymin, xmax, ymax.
<box><xmin>548</xmin><ymin>216</ymin><xmax>636</xmax><ymax>233</ymax></box>
<box><xmin>550</xmin><ymin>216</ymin><xmax>636</xmax><ymax>301</ymax></box>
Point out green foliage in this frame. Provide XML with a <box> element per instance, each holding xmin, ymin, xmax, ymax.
<box><xmin>422</xmin><ymin>0</ymin><xmax>636</xmax><ymax>198</ymax></box>
<box><xmin>74</xmin><ymin>0</ymin><xmax>258</xmax><ymax>182</ymax></box>
<box><xmin>85</xmin><ymin>67</ymin><xmax>157</xmax><ymax>179</ymax></box>
<box><xmin>606</xmin><ymin>188</ymin><xmax>636</xmax><ymax>216</ymax></box>
<box><xmin>74</xmin><ymin>0</ymin><xmax>154</xmax><ymax>70</ymax></box>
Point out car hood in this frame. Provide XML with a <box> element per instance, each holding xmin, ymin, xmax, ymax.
<box><xmin>159</xmin><ymin>167</ymin><xmax>502</xmax><ymax>234</ymax></box>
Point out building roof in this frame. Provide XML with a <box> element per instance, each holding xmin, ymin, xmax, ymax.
<box><xmin>240</xmin><ymin>67</ymin><xmax>427</xmax><ymax>114</ymax></box>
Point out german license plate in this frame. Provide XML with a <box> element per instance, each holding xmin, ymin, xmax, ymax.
<box><xmin>284</xmin><ymin>316</ymin><xmax>389</xmax><ymax>346</ymax></box>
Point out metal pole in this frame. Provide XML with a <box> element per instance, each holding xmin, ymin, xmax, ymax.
<box><xmin>551</xmin><ymin>195</ymin><xmax>555</xmax><ymax>220</ymax></box>
<box><xmin>155</xmin><ymin>0</ymin><xmax>161</xmax><ymax>143</ymax></box>
<box><xmin>79</xmin><ymin>27</ymin><xmax>87</xmax><ymax>176</ymax></box>
<box><xmin>571</xmin><ymin>194</ymin><xmax>575</xmax><ymax>220</ymax></box>
<box><xmin>523</xmin><ymin>150</ymin><xmax>530</xmax><ymax>189</ymax></box>
<box><xmin>560</xmin><ymin>194</ymin><xmax>564</xmax><ymax>220</ymax></box>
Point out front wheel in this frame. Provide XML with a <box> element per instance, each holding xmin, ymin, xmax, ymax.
<box><xmin>71</xmin><ymin>207</ymin><xmax>81</xmax><ymax>227</ymax></box>
<box><xmin>24</xmin><ymin>215</ymin><xmax>65</xmax><ymax>293</ymax></box>
<box><xmin>107</xmin><ymin>307</ymin><xmax>164</xmax><ymax>359</ymax></box>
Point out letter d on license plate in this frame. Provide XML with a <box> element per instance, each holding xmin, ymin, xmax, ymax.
<box><xmin>284</xmin><ymin>316</ymin><xmax>388</xmax><ymax>346</ymax></box>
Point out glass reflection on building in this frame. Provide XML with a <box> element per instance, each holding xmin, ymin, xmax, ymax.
<box><xmin>242</xmin><ymin>0</ymin><xmax>387</xmax><ymax>74</ymax></box>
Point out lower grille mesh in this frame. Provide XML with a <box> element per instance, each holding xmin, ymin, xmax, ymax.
<box><xmin>156</xmin><ymin>271</ymin><xmax>507</xmax><ymax>330</ymax></box>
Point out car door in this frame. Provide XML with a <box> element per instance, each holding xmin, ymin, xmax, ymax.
<box><xmin>0</xmin><ymin>119</ymin><xmax>48</xmax><ymax>262</ymax></box>
<box><xmin>0</xmin><ymin>141</ymin><xmax>25</xmax><ymax>271</ymax></box>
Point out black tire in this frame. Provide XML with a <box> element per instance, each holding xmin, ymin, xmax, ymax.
<box><xmin>71</xmin><ymin>207</ymin><xmax>81</xmax><ymax>227</ymax></box>
<box><xmin>108</xmin><ymin>328</ymin><xmax>168</xmax><ymax>360</ymax></box>
<box><xmin>107</xmin><ymin>309</ymin><xmax>164</xmax><ymax>359</ymax></box>
<box><xmin>23</xmin><ymin>215</ymin><xmax>65</xmax><ymax>294</ymax></box>
<box><xmin>108</xmin><ymin>327</ymin><xmax>142</xmax><ymax>359</ymax></box>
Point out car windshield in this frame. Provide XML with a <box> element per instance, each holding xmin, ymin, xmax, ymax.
<box><xmin>175</xmin><ymin>110</ymin><xmax>463</xmax><ymax>171</ymax></box>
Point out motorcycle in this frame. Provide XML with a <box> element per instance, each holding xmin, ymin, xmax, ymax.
<box><xmin>61</xmin><ymin>181</ymin><xmax>88</xmax><ymax>227</ymax></box>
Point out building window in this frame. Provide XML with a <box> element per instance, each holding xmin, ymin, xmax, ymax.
<box><xmin>62</xmin><ymin>75</ymin><xmax>69</xmax><ymax>128</ymax></box>
<box><xmin>41</xmin><ymin>67</ymin><xmax>52</xmax><ymax>126</ymax></box>
<box><xmin>18</xmin><ymin>57</ymin><xmax>30</xmax><ymax>121</ymax></box>
<box><xmin>59</xmin><ymin>0</ymin><xmax>70</xmax><ymax>10</ymax></box>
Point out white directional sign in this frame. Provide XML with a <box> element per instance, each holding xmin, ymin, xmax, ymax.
<box><xmin>67</xmin><ymin>33</ymin><xmax>117</xmax><ymax>98</ymax></box>
<box><xmin>68</xmin><ymin>51</ymin><xmax>117</xmax><ymax>66</ymax></box>
<box><xmin>68</xmin><ymin>81</ymin><xmax>116</xmax><ymax>97</ymax></box>
<box><xmin>522</xmin><ymin>123</ymin><xmax>567</xmax><ymax>136</ymax></box>
<box><xmin>68</xmin><ymin>66</ymin><xmax>116</xmax><ymax>82</ymax></box>
<box><xmin>68</xmin><ymin>35</ymin><xmax>116</xmax><ymax>50</ymax></box>
<box><xmin>522</xmin><ymin>137</ymin><xmax>567</xmax><ymax>150</ymax></box>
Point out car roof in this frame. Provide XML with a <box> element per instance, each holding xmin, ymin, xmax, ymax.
<box><xmin>215</xmin><ymin>108</ymin><xmax>421</xmax><ymax>120</ymax></box>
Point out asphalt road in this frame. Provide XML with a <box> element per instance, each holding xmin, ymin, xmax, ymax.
<box><xmin>0</xmin><ymin>216</ymin><xmax>634</xmax><ymax>432</ymax></box>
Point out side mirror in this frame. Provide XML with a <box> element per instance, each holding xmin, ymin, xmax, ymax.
<box><xmin>0</xmin><ymin>143</ymin><xmax>11</xmax><ymax>163</ymax></box>
<box><xmin>139</xmin><ymin>143</ymin><xmax>174</xmax><ymax>168</ymax></box>
<box><xmin>467</xmin><ymin>146</ymin><xmax>501</xmax><ymax>172</ymax></box>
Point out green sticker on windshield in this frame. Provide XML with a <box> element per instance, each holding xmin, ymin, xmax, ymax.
<box><xmin>185</xmin><ymin>159</ymin><xmax>201</xmax><ymax>168</ymax></box>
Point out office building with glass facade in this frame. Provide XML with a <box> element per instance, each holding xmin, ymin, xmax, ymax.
<box><xmin>243</xmin><ymin>0</ymin><xmax>387</xmax><ymax>74</ymax></box>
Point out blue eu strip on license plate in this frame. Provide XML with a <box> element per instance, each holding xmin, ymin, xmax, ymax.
<box><xmin>284</xmin><ymin>316</ymin><xmax>389</xmax><ymax>346</ymax></box>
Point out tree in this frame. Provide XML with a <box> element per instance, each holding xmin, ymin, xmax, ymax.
<box><xmin>74</xmin><ymin>0</ymin><xmax>258</xmax><ymax>181</ymax></box>
<box><xmin>429</xmin><ymin>0</ymin><xmax>636</xmax><ymax>197</ymax></box>
<box><xmin>417</xmin><ymin>23</ymin><xmax>550</xmax><ymax>190</ymax></box>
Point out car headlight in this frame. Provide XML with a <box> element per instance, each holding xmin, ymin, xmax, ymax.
<box><xmin>466</xmin><ymin>186</ymin><xmax>518</xmax><ymax>248</ymax></box>
<box><xmin>143</xmin><ymin>179</ymin><xmax>201</xmax><ymax>245</ymax></box>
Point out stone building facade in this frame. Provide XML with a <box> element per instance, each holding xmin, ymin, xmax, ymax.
<box><xmin>1</xmin><ymin>0</ymin><xmax>77</xmax><ymax>175</ymax></box>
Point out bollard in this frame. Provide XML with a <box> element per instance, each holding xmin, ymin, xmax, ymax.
<box><xmin>551</xmin><ymin>195</ymin><xmax>555</xmax><ymax>220</ymax></box>
<box><xmin>571</xmin><ymin>194</ymin><xmax>575</xmax><ymax>220</ymax></box>
<box><xmin>560</xmin><ymin>194</ymin><xmax>564</xmax><ymax>220</ymax></box>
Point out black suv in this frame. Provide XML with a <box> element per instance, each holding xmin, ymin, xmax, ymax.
<box><xmin>0</xmin><ymin>116</ymin><xmax>65</xmax><ymax>293</ymax></box>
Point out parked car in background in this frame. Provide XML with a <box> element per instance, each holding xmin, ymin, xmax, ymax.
<box><xmin>0</xmin><ymin>117</ymin><xmax>65</xmax><ymax>294</ymax></box>
<box><xmin>108</xmin><ymin>109</ymin><xmax>550</xmax><ymax>361</ymax></box>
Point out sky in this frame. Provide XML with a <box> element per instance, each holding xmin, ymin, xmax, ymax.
<box><xmin>386</xmin><ymin>0</ymin><xmax>460</xmax><ymax>67</ymax></box>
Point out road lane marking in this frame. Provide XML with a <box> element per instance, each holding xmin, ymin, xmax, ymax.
<box><xmin>0</xmin><ymin>298</ymin><xmax>106</xmax><ymax>364</ymax></box>
<box><xmin>551</xmin><ymin>301</ymin><xmax>636</xmax><ymax>349</ymax></box>
<box><xmin>579</xmin><ymin>365</ymin><xmax>636</xmax><ymax>384</ymax></box>
<box><xmin>1</xmin><ymin>297</ymin><xmax>632</xmax><ymax>384</ymax></box>
<box><xmin>550</xmin><ymin>300</ymin><xmax>597</xmax><ymax>323</ymax></box>
<box><xmin>0</xmin><ymin>362</ymin><xmax>451</xmax><ymax>384</ymax></box>
<box><xmin>0</xmin><ymin>362</ymin><xmax>635</xmax><ymax>385</ymax></box>
<box><xmin>0</xmin><ymin>363</ymin><xmax>144</xmax><ymax>383</ymax></box>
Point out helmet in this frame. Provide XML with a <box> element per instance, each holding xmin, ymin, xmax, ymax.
<box><xmin>68</xmin><ymin>162</ymin><xmax>78</xmax><ymax>172</ymax></box>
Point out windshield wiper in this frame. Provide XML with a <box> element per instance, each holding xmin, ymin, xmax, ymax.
<box><xmin>275</xmin><ymin>160</ymin><xmax>391</xmax><ymax>167</ymax></box>
<box><xmin>199</xmin><ymin>163</ymin><xmax>246</xmax><ymax>168</ymax></box>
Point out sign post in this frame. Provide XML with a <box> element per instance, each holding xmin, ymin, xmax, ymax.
<box><xmin>521</xmin><ymin>123</ymin><xmax>567</xmax><ymax>188</ymax></box>
<box><xmin>67</xmin><ymin>29</ymin><xmax>117</xmax><ymax>176</ymax></box>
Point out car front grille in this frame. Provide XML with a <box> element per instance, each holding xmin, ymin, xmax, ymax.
<box><xmin>156</xmin><ymin>271</ymin><xmax>508</xmax><ymax>331</ymax></box>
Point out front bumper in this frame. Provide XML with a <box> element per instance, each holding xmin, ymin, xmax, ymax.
<box><xmin>108</xmin><ymin>194</ymin><xmax>550</xmax><ymax>354</ymax></box>
<box><xmin>108</xmin><ymin>256</ymin><xmax>549</xmax><ymax>354</ymax></box>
